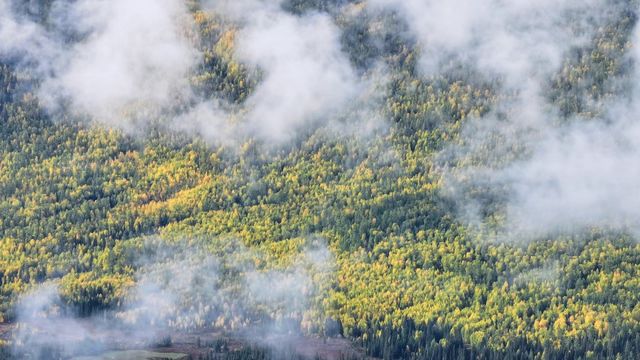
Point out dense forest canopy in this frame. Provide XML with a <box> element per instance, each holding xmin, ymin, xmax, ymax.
<box><xmin>1</xmin><ymin>0</ymin><xmax>640</xmax><ymax>359</ymax></box>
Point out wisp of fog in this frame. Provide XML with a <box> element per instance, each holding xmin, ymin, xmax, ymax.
<box><xmin>11</xmin><ymin>237</ymin><xmax>334</xmax><ymax>358</ymax></box>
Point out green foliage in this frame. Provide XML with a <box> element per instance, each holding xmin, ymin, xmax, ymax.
<box><xmin>1</xmin><ymin>1</ymin><xmax>640</xmax><ymax>359</ymax></box>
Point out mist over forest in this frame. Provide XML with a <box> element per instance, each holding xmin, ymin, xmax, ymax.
<box><xmin>1</xmin><ymin>0</ymin><xmax>640</xmax><ymax>359</ymax></box>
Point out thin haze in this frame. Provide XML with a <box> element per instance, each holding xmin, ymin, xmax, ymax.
<box><xmin>11</xmin><ymin>238</ymin><xmax>335</xmax><ymax>357</ymax></box>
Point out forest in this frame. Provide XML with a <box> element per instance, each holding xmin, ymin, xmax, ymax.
<box><xmin>2</xmin><ymin>0</ymin><xmax>640</xmax><ymax>359</ymax></box>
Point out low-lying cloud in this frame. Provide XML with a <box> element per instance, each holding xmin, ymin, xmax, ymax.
<box><xmin>11</xmin><ymin>237</ymin><xmax>335</xmax><ymax>357</ymax></box>
<box><xmin>370</xmin><ymin>0</ymin><xmax>640</xmax><ymax>240</ymax></box>
<box><xmin>0</xmin><ymin>0</ymin><xmax>198</xmax><ymax>128</ymax></box>
<box><xmin>5</xmin><ymin>0</ymin><xmax>639</xmax><ymax>242</ymax></box>
<box><xmin>370</xmin><ymin>0</ymin><xmax>608</xmax><ymax>82</ymax></box>
<box><xmin>237</xmin><ymin>11</ymin><xmax>361</xmax><ymax>143</ymax></box>
<box><xmin>1</xmin><ymin>0</ymin><xmax>370</xmax><ymax>145</ymax></box>
<box><xmin>198</xmin><ymin>0</ymin><xmax>367</xmax><ymax>144</ymax></box>
<box><xmin>40</xmin><ymin>0</ymin><xmax>198</xmax><ymax>127</ymax></box>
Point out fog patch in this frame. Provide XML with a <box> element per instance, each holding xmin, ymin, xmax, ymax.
<box><xmin>11</xmin><ymin>237</ymin><xmax>335</xmax><ymax>358</ymax></box>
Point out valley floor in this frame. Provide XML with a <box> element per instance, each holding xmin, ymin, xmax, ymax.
<box><xmin>0</xmin><ymin>322</ymin><xmax>369</xmax><ymax>360</ymax></box>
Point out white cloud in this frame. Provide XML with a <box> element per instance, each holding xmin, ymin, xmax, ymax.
<box><xmin>38</xmin><ymin>0</ymin><xmax>199</xmax><ymax>126</ymax></box>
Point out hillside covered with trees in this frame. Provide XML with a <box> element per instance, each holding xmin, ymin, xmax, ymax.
<box><xmin>2</xmin><ymin>0</ymin><xmax>640</xmax><ymax>359</ymax></box>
